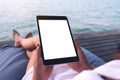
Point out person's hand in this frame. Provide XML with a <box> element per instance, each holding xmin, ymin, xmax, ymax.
<box><xmin>67</xmin><ymin>40</ymin><xmax>94</xmax><ymax>73</ymax></box>
<box><xmin>33</xmin><ymin>45</ymin><xmax>54</xmax><ymax>80</ymax></box>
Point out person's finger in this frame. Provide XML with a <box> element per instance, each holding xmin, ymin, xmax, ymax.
<box><xmin>74</xmin><ymin>39</ymin><xmax>82</xmax><ymax>57</ymax></box>
<box><xmin>45</xmin><ymin>65</ymin><xmax>53</xmax><ymax>73</ymax></box>
<box><xmin>45</xmin><ymin>65</ymin><xmax>54</xmax><ymax>79</ymax></box>
<box><xmin>74</xmin><ymin>39</ymin><xmax>80</xmax><ymax>49</ymax></box>
<box><xmin>46</xmin><ymin>65</ymin><xmax>54</xmax><ymax>70</ymax></box>
<box><xmin>36</xmin><ymin>44</ymin><xmax>42</xmax><ymax>57</ymax></box>
<box><xmin>35</xmin><ymin>44</ymin><xmax>43</xmax><ymax>64</ymax></box>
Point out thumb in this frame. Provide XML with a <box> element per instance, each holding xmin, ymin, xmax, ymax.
<box><xmin>36</xmin><ymin>44</ymin><xmax>42</xmax><ymax>58</ymax></box>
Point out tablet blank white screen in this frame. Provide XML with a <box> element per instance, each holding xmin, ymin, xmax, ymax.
<box><xmin>38</xmin><ymin>20</ymin><xmax>77</xmax><ymax>60</ymax></box>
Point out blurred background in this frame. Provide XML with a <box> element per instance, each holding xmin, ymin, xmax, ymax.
<box><xmin>0</xmin><ymin>0</ymin><xmax>120</xmax><ymax>41</ymax></box>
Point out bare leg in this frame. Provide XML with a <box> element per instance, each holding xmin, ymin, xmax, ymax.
<box><xmin>25</xmin><ymin>32</ymin><xmax>33</xmax><ymax>38</ymax></box>
<box><xmin>12</xmin><ymin>30</ymin><xmax>53</xmax><ymax>79</ymax></box>
<box><xmin>24</xmin><ymin>32</ymin><xmax>34</xmax><ymax>58</ymax></box>
<box><xmin>12</xmin><ymin>30</ymin><xmax>41</xmax><ymax>73</ymax></box>
<box><xmin>12</xmin><ymin>29</ymin><xmax>22</xmax><ymax>47</ymax></box>
<box><xmin>12</xmin><ymin>29</ymin><xmax>40</xmax><ymax>51</ymax></box>
<box><xmin>25</xmin><ymin>50</ymin><xmax>36</xmax><ymax>72</ymax></box>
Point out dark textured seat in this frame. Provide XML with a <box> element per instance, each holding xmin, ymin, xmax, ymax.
<box><xmin>75</xmin><ymin>29</ymin><xmax>120</xmax><ymax>62</ymax></box>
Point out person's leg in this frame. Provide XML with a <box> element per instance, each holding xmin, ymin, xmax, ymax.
<box><xmin>22</xmin><ymin>47</ymin><xmax>41</xmax><ymax>80</ymax></box>
<box><xmin>25</xmin><ymin>32</ymin><xmax>33</xmax><ymax>38</ymax></box>
<box><xmin>25</xmin><ymin>50</ymin><xmax>37</xmax><ymax>72</ymax></box>
<box><xmin>12</xmin><ymin>29</ymin><xmax>40</xmax><ymax>51</ymax></box>
<box><xmin>82</xmin><ymin>47</ymin><xmax>105</xmax><ymax>67</ymax></box>
<box><xmin>12</xmin><ymin>30</ymin><xmax>53</xmax><ymax>79</ymax></box>
<box><xmin>24</xmin><ymin>32</ymin><xmax>34</xmax><ymax>58</ymax></box>
<box><xmin>81</xmin><ymin>47</ymin><xmax>105</xmax><ymax>67</ymax></box>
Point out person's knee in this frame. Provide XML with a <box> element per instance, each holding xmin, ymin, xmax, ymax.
<box><xmin>81</xmin><ymin>47</ymin><xmax>105</xmax><ymax>67</ymax></box>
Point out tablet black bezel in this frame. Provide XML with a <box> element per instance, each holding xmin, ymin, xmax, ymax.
<box><xmin>36</xmin><ymin>15</ymin><xmax>79</xmax><ymax>65</ymax></box>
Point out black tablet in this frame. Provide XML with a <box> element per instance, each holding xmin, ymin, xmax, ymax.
<box><xmin>36</xmin><ymin>16</ymin><xmax>79</xmax><ymax>65</ymax></box>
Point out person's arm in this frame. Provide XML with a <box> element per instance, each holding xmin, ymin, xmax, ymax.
<box><xmin>68</xmin><ymin>40</ymin><xmax>94</xmax><ymax>73</ymax></box>
<box><xmin>32</xmin><ymin>46</ymin><xmax>53</xmax><ymax>80</ymax></box>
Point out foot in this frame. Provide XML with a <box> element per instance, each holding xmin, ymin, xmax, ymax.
<box><xmin>12</xmin><ymin>29</ymin><xmax>21</xmax><ymax>47</ymax></box>
<box><xmin>25</xmin><ymin>32</ymin><xmax>33</xmax><ymax>38</ymax></box>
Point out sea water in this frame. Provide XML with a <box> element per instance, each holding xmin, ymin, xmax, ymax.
<box><xmin>0</xmin><ymin>0</ymin><xmax>120</xmax><ymax>41</ymax></box>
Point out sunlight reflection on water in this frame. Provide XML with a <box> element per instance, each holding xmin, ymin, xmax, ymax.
<box><xmin>0</xmin><ymin>0</ymin><xmax>120</xmax><ymax>41</ymax></box>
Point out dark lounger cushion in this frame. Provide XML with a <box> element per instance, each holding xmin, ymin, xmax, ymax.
<box><xmin>0</xmin><ymin>45</ymin><xmax>28</xmax><ymax>80</ymax></box>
